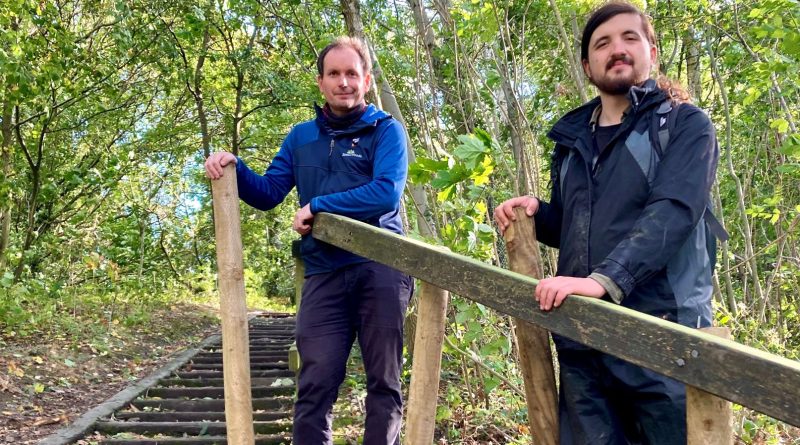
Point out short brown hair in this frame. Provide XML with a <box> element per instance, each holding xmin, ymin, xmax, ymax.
<box><xmin>316</xmin><ymin>36</ymin><xmax>372</xmax><ymax>76</ymax></box>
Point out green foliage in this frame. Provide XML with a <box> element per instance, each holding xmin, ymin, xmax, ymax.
<box><xmin>2</xmin><ymin>0</ymin><xmax>800</xmax><ymax>441</ymax></box>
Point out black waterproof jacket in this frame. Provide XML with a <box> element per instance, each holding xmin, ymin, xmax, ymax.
<box><xmin>534</xmin><ymin>80</ymin><xmax>719</xmax><ymax>349</ymax></box>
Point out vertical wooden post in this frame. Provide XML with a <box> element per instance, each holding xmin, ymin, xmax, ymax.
<box><xmin>211</xmin><ymin>164</ymin><xmax>255</xmax><ymax>445</ymax></box>
<box><xmin>504</xmin><ymin>207</ymin><xmax>559</xmax><ymax>445</ymax></box>
<box><xmin>687</xmin><ymin>327</ymin><xmax>733</xmax><ymax>445</ymax></box>
<box><xmin>291</xmin><ymin>240</ymin><xmax>305</xmax><ymax>308</ymax></box>
<box><xmin>289</xmin><ymin>240</ymin><xmax>303</xmax><ymax>374</ymax></box>
<box><xmin>406</xmin><ymin>281</ymin><xmax>449</xmax><ymax>444</ymax></box>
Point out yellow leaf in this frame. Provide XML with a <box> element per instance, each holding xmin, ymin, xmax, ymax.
<box><xmin>33</xmin><ymin>356</ymin><xmax>44</xmax><ymax>364</ymax></box>
<box><xmin>8</xmin><ymin>361</ymin><xmax>24</xmax><ymax>378</ymax></box>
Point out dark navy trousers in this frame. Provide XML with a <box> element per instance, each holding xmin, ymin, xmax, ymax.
<box><xmin>558</xmin><ymin>348</ymin><xmax>687</xmax><ymax>445</ymax></box>
<box><xmin>293</xmin><ymin>261</ymin><xmax>412</xmax><ymax>445</ymax></box>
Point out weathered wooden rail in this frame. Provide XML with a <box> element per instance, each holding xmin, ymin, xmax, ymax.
<box><xmin>39</xmin><ymin>313</ymin><xmax>295</xmax><ymax>445</ymax></box>
<box><xmin>312</xmin><ymin>212</ymin><xmax>800</xmax><ymax>441</ymax></box>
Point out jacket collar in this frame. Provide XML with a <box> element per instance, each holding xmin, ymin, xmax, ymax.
<box><xmin>548</xmin><ymin>78</ymin><xmax>666</xmax><ymax>148</ymax></box>
<box><xmin>314</xmin><ymin>103</ymin><xmax>391</xmax><ymax>136</ymax></box>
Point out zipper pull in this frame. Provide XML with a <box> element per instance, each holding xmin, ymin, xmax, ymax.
<box><xmin>329</xmin><ymin>138</ymin><xmax>334</xmax><ymax>156</ymax></box>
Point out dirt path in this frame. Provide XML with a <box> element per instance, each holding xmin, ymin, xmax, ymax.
<box><xmin>0</xmin><ymin>304</ymin><xmax>219</xmax><ymax>444</ymax></box>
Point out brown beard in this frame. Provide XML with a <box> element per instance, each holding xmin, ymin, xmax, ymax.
<box><xmin>588</xmin><ymin>61</ymin><xmax>648</xmax><ymax>96</ymax></box>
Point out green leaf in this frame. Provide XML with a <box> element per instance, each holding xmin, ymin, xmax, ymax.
<box><xmin>484</xmin><ymin>375</ymin><xmax>501</xmax><ymax>393</ymax></box>
<box><xmin>778</xmin><ymin>134</ymin><xmax>800</xmax><ymax>157</ymax></box>
<box><xmin>477</xmin><ymin>223</ymin><xmax>494</xmax><ymax>234</ymax></box>
<box><xmin>782</xmin><ymin>34</ymin><xmax>800</xmax><ymax>57</ymax></box>
<box><xmin>412</xmin><ymin>157</ymin><xmax>449</xmax><ymax>173</ymax></box>
<box><xmin>743</xmin><ymin>87</ymin><xmax>762</xmax><ymax>106</ymax></box>
<box><xmin>453</xmin><ymin>135</ymin><xmax>488</xmax><ymax>170</ymax></box>
<box><xmin>770</xmin><ymin>118</ymin><xmax>790</xmax><ymax>133</ymax></box>
<box><xmin>455</xmin><ymin>309</ymin><xmax>472</xmax><ymax>324</ymax></box>
<box><xmin>432</xmin><ymin>166</ymin><xmax>470</xmax><ymax>189</ymax></box>
<box><xmin>436</xmin><ymin>405</ymin><xmax>453</xmax><ymax>421</ymax></box>
<box><xmin>64</xmin><ymin>358</ymin><xmax>76</xmax><ymax>368</ymax></box>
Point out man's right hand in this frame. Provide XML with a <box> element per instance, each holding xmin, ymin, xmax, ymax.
<box><xmin>493</xmin><ymin>196</ymin><xmax>539</xmax><ymax>236</ymax></box>
<box><xmin>204</xmin><ymin>152</ymin><xmax>238</xmax><ymax>180</ymax></box>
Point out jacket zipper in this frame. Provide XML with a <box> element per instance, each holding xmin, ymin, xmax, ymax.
<box><xmin>329</xmin><ymin>138</ymin><xmax>335</xmax><ymax>157</ymax></box>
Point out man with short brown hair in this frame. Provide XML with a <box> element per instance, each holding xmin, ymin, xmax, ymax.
<box><xmin>206</xmin><ymin>36</ymin><xmax>411</xmax><ymax>445</ymax></box>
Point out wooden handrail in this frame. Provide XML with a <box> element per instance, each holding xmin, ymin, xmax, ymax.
<box><xmin>311</xmin><ymin>212</ymin><xmax>800</xmax><ymax>428</ymax></box>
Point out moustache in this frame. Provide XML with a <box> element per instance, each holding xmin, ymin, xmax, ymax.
<box><xmin>606</xmin><ymin>55</ymin><xmax>633</xmax><ymax>70</ymax></box>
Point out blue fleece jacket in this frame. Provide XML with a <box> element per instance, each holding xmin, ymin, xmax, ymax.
<box><xmin>234</xmin><ymin>104</ymin><xmax>408</xmax><ymax>276</ymax></box>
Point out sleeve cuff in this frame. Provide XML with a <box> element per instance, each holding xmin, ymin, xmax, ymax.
<box><xmin>588</xmin><ymin>273</ymin><xmax>624</xmax><ymax>304</ymax></box>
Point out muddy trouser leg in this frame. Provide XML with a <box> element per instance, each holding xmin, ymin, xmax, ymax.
<box><xmin>293</xmin><ymin>270</ymin><xmax>355</xmax><ymax>445</ymax></box>
<box><xmin>353</xmin><ymin>262</ymin><xmax>413</xmax><ymax>445</ymax></box>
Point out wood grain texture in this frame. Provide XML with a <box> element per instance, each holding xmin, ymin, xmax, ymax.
<box><xmin>687</xmin><ymin>327</ymin><xmax>733</xmax><ymax>444</ymax></box>
<box><xmin>504</xmin><ymin>208</ymin><xmax>558</xmax><ymax>445</ymax></box>
<box><xmin>211</xmin><ymin>164</ymin><xmax>255</xmax><ymax>445</ymax></box>
<box><xmin>406</xmin><ymin>281</ymin><xmax>449</xmax><ymax>444</ymax></box>
<box><xmin>312</xmin><ymin>212</ymin><xmax>800</xmax><ymax>427</ymax></box>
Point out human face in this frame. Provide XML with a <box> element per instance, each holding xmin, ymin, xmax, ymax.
<box><xmin>582</xmin><ymin>13</ymin><xmax>657</xmax><ymax>96</ymax></box>
<box><xmin>316</xmin><ymin>46</ymin><xmax>371</xmax><ymax>116</ymax></box>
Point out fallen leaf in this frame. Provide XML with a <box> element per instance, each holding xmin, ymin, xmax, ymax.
<box><xmin>30</xmin><ymin>414</ymin><xmax>68</xmax><ymax>427</ymax></box>
<box><xmin>0</xmin><ymin>374</ymin><xmax>24</xmax><ymax>395</ymax></box>
<box><xmin>8</xmin><ymin>360</ymin><xmax>25</xmax><ymax>378</ymax></box>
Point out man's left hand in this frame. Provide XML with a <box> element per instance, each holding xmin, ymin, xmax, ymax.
<box><xmin>535</xmin><ymin>277</ymin><xmax>605</xmax><ymax>311</ymax></box>
<box><xmin>293</xmin><ymin>204</ymin><xmax>314</xmax><ymax>235</ymax></box>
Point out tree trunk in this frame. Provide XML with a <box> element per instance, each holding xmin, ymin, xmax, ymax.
<box><xmin>684</xmin><ymin>28</ymin><xmax>702</xmax><ymax>99</ymax></box>
<box><xmin>549</xmin><ymin>0</ymin><xmax>588</xmax><ymax>102</ymax></box>
<box><xmin>340</xmin><ymin>0</ymin><xmax>436</xmax><ymax>359</ymax></box>
<box><xmin>0</xmin><ymin>96</ymin><xmax>12</xmax><ymax>267</ymax></box>
<box><xmin>195</xmin><ymin>29</ymin><xmax>212</xmax><ymax>158</ymax></box>
<box><xmin>339</xmin><ymin>0</ymin><xmax>381</xmax><ymax>106</ymax></box>
<box><xmin>705</xmin><ymin>31</ymin><xmax>765</xmax><ymax>311</ymax></box>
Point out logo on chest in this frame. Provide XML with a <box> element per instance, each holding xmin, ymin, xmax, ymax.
<box><xmin>342</xmin><ymin>138</ymin><xmax>363</xmax><ymax>158</ymax></box>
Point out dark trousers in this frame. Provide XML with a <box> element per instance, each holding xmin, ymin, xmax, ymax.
<box><xmin>293</xmin><ymin>261</ymin><xmax>412</xmax><ymax>445</ymax></box>
<box><xmin>558</xmin><ymin>348</ymin><xmax>687</xmax><ymax>445</ymax></box>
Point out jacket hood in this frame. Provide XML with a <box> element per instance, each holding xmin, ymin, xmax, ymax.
<box><xmin>548</xmin><ymin>79</ymin><xmax>667</xmax><ymax>147</ymax></box>
<box><xmin>314</xmin><ymin>103</ymin><xmax>392</xmax><ymax>136</ymax></box>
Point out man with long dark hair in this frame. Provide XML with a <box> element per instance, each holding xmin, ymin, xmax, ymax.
<box><xmin>495</xmin><ymin>2</ymin><xmax>720</xmax><ymax>443</ymax></box>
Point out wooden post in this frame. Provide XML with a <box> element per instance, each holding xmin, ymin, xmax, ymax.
<box><xmin>289</xmin><ymin>240</ymin><xmax>303</xmax><ymax>374</ymax></box>
<box><xmin>504</xmin><ymin>207</ymin><xmax>559</xmax><ymax>445</ymax></box>
<box><xmin>291</xmin><ymin>240</ymin><xmax>304</xmax><ymax>308</ymax></box>
<box><xmin>687</xmin><ymin>327</ymin><xmax>733</xmax><ymax>445</ymax></box>
<box><xmin>211</xmin><ymin>164</ymin><xmax>255</xmax><ymax>445</ymax></box>
<box><xmin>406</xmin><ymin>281</ymin><xmax>449</xmax><ymax>444</ymax></box>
